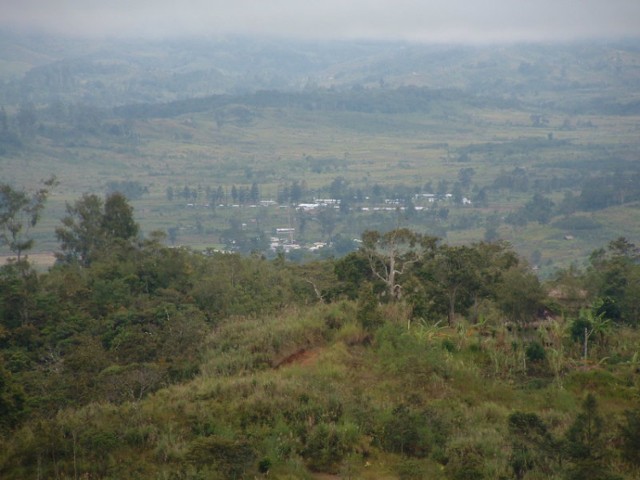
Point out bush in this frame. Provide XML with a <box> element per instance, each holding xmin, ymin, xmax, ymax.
<box><xmin>379</xmin><ymin>404</ymin><xmax>435</xmax><ymax>458</ymax></box>
<box><xmin>301</xmin><ymin>422</ymin><xmax>358</xmax><ymax>473</ymax></box>
<box><xmin>620</xmin><ymin>408</ymin><xmax>640</xmax><ymax>467</ymax></box>
<box><xmin>445</xmin><ymin>442</ymin><xmax>486</xmax><ymax>480</ymax></box>
<box><xmin>258</xmin><ymin>457</ymin><xmax>272</xmax><ymax>473</ymax></box>
<box><xmin>442</xmin><ymin>338</ymin><xmax>457</xmax><ymax>352</ymax></box>
<box><xmin>186</xmin><ymin>436</ymin><xmax>255</xmax><ymax>478</ymax></box>
<box><xmin>357</xmin><ymin>283</ymin><xmax>384</xmax><ymax>331</ymax></box>
<box><xmin>525</xmin><ymin>341</ymin><xmax>546</xmax><ymax>363</ymax></box>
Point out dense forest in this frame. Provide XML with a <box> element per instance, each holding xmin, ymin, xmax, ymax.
<box><xmin>1</xmin><ymin>187</ymin><xmax>639</xmax><ymax>479</ymax></box>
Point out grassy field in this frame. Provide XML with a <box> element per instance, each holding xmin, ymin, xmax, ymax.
<box><xmin>2</xmin><ymin>102</ymin><xmax>636</xmax><ymax>273</ymax></box>
<box><xmin>2</xmin><ymin>37</ymin><xmax>640</xmax><ymax>272</ymax></box>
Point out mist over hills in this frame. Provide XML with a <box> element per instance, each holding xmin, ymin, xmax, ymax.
<box><xmin>2</xmin><ymin>31</ymin><xmax>639</xmax><ymax>111</ymax></box>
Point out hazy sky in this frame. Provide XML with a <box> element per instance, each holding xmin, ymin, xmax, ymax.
<box><xmin>2</xmin><ymin>0</ymin><xmax>639</xmax><ymax>43</ymax></box>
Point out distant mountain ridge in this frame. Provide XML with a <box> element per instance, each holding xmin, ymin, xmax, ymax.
<box><xmin>1</xmin><ymin>31</ymin><xmax>639</xmax><ymax>110</ymax></box>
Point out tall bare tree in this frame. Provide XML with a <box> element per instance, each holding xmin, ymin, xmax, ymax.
<box><xmin>361</xmin><ymin>228</ymin><xmax>436</xmax><ymax>300</ymax></box>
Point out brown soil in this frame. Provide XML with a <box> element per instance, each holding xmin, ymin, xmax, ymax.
<box><xmin>273</xmin><ymin>348</ymin><xmax>322</xmax><ymax>368</ymax></box>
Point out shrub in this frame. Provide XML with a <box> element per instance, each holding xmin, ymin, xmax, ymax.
<box><xmin>357</xmin><ymin>283</ymin><xmax>384</xmax><ymax>331</ymax></box>
<box><xmin>620</xmin><ymin>408</ymin><xmax>640</xmax><ymax>466</ymax></box>
<box><xmin>379</xmin><ymin>404</ymin><xmax>435</xmax><ymax>458</ymax></box>
<box><xmin>445</xmin><ymin>442</ymin><xmax>485</xmax><ymax>480</ymax></box>
<box><xmin>301</xmin><ymin>422</ymin><xmax>358</xmax><ymax>473</ymax></box>
<box><xmin>442</xmin><ymin>338</ymin><xmax>456</xmax><ymax>352</ymax></box>
<box><xmin>525</xmin><ymin>341</ymin><xmax>546</xmax><ymax>363</ymax></box>
<box><xmin>186</xmin><ymin>435</ymin><xmax>255</xmax><ymax>478</ymax></box>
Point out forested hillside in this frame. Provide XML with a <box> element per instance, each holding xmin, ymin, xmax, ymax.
<box><xmin>1</xmin><ymin>191</ymin><xmax>639</xmax><ymax>479</ymax></box>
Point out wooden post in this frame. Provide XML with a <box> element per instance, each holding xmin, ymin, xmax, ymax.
<box><xmin>583</xmin><ymin>326</ymin><xmax>588</xmax><ymax>362</ymax></box>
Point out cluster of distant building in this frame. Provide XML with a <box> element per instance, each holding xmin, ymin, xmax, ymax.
<box><xmin>186</xmin><ymin>192</ymin><xmax>471</xmax><ymax>212</ymax></box>
<box><xmin>296</xmin><ymin>198</ymin><xmax>341</xmax><ymax>211</ymax></box>
<box><xmin>268</xmin><ymin>228</ymin><xmax>328</xmax><ymax>253</ymax></box>
<box><xmin>184</xmin><ymin>192</ymin><xmax>471</xmax><ymax>254</ymax></box>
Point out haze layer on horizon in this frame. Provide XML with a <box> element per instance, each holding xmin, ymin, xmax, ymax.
<box><xmin>2</xmin><ymin>0</ymin><xmax>639</xmax><ymax>44</ymax></box>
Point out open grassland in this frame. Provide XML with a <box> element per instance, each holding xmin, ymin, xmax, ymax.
<box><xmin>9</xmin><ymin>104</ymin><xmax>639</xmax><ymax>192</ymax></box>
<box><xmin>2</xmin><ymin>97</ymin><xmax>640</xmax><ymax>271</ymax></box>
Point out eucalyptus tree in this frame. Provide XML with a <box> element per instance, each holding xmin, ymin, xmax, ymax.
<box><xmin>0</xmin><ymin>177</ymin><xmax>56</xmax><ymax>261</ymax></box>
<box><xmin>361</xmin><ymin>228</ymin><xmax>437</xmax><ymax>301</ymax></box>
<box><xmin>429</xmin><ymin>244</ymin><xmax>483</xmax><ymax>326</ymax></box>
<box><xmin>410</xmin><ymin>240</ymin><xmax>519</xmax><ymax>325</ymax></box>
<box><xmin>56</xmin><ymin>192</ymin><xmax>139</xmax><ymax>266</ymax></box>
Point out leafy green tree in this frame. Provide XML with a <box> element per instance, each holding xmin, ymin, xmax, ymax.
<box><xmin>564</xmin><ymin>394</ymin><xmax>615</xmax><ymax>480</ymax></box>
<box><xmin>496</xmin><ymin>267</ymin><xmax>545</xmax><ymax>325</ymax></box>
<box><xmin>333</xmin><ymin>251</ymin><xmax>373</xmax><ymax>300</ymax></box>
<box><xmin>505</xmin><ymin>209</ymin><xmax>529</xmax><ymax>228</ymax></box>
<box><xmin>56</xmin><ymin>194</ymin><xmax>105</xmax><ymax>266</ymax></box>
<box><xmin>250</xmin><ymin>181</ymin><xmax>259</xmax><ymax>203</ymax></box>
<box><xmin>526</xmin><ymin>193</ymin><xmax>555</xmax><ymax>224</ymax></box>
<box><xmin>550</xmin><ymin>264</ymin><xmax>590</xmax><ymax>316</ymax></box>
<box><xmin>181</xmin><ymin>185</ymin><xmax>191</xmax><ymax>200</ymax></box>
<box><xmin>411</xmin><ymin>240</ymin><xmax>518</xmax><ymax>324</ymax></box>
<box><xmin>458</xmin><ymin>167</ymin><xmax>475</xmax><ymax>188</ymax></box>
<box><xmin>508</xmin><ymin>411</ymin><xmax>557</xmax><ymax>479</ymax></box>
<box><xmin>505</xmin><ymin>193</ymin><xmax>555</xmax><ymax>227</ymax></box>
<box><xmin>525</xmin><ymin>341</ymin><xmax>546</xmax><ymax>364</ymax></box>
<box><xmin>0</xmin><ymin>358</ymin><xmax>26</xmax><ymax>430</ymax></box>
<box><xmin>0</xmin><ymin>260</ymin><xmax>40</xmax><ymax>327</ymax></box>
<box><xmin>380</xmin><ymin>404</ymin><xmax>434</xmax><ymax>458</ymax></box>
<box><xmin>445</xmin><ymin>441</ymin><xmax>485</xmax><ymax>480</ymax></box>
<box><xmin>102</xmin><ymin>192</ymin><xmax>139</xmax><ymax>241</ymax></box>
<box><xmin>570</xmin><ymin>300</ymin><xmax>611</xmax><ymax>361</ymax></box>
<box><xmin>619</xmin><ymin>266</ymin><xmax>640</xmax><ymax>327</ymax></box>
<box><xmin>302</xmin><ymin>423</ymin><xmax>355</xmax><ymax>472</ymax></box>
<box><xmin>452</xmin><ymin>182</ymin><xmax>465</xmax><ymax>205</ymax></box>
<box><xmin>0</xmin><ymin>177</ymin><xmax>56</xmax><ymax>260</ymax></box>
<box><xmin>56</xmin><ymin>192</ymin><xmax>139</xmax><ymax>266</ymax></box>
<box><xmin>430</xmin><ymin>244</ymin><xmax>481</xmax><ymax>325</ymax></box>
<box><xmin>216</xmin><ymin>185</ymin><xmax>225</xmax><ymax>204</ymax></box>
<box><xmin>290</xmin><ymin>180</ymin><xmax>307</xmax><ymax>203</ymax></box>
<box><xmin>587</xmin><ymin>237</ymin><xmax>640</xmax><ymax>325</ymax></box>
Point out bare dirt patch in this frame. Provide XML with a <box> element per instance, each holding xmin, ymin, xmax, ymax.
<box><xmin>273</xmin><ymin>348</ymin><xmax>322</xmax><ymax>369</ymax></box>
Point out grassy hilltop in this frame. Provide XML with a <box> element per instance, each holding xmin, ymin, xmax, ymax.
<box><xmin>0</xmin><ymin>203</ymin><xmax>639</xmax><ymax>477</ymax></box>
